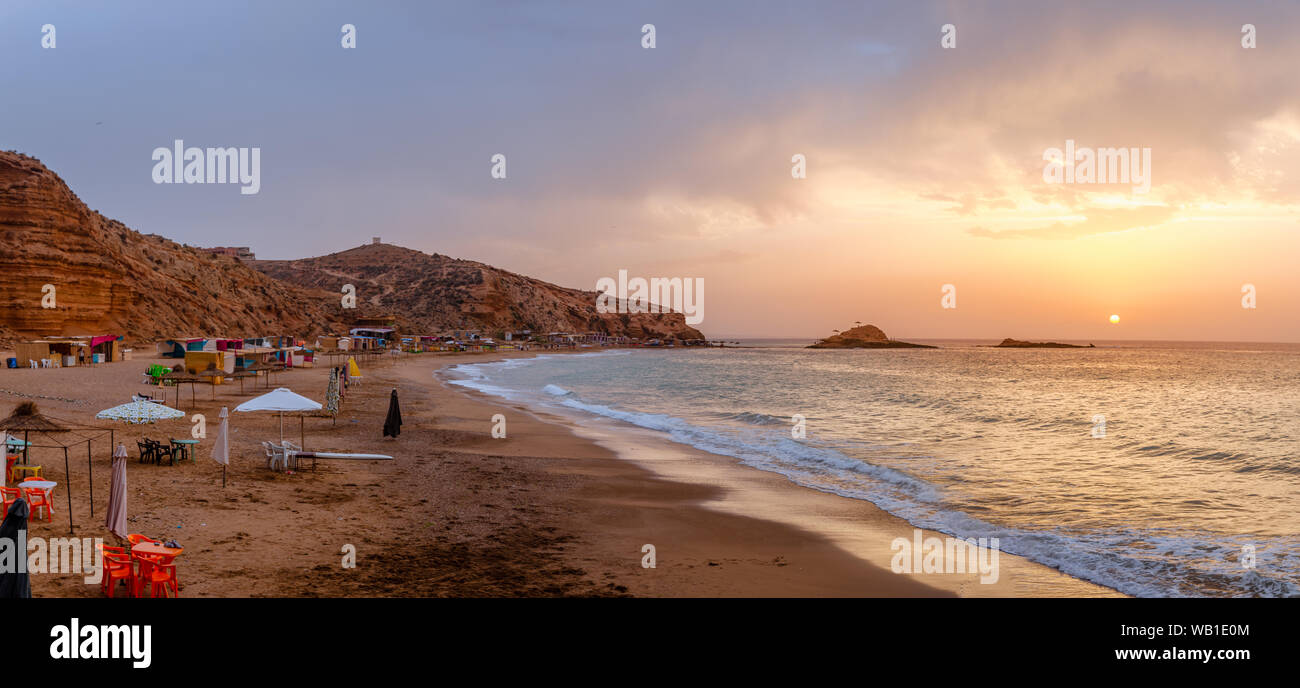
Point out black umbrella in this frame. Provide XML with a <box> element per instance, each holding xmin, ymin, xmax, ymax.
<box><xmin>383</xmin><ymin>389</ymin><xmax>402</xmax><ymax>438</ymax></box>
<box><xmin>0</xmin><ymin>499</ymin><xmax>31</xmax><ymax>598</ymax></box>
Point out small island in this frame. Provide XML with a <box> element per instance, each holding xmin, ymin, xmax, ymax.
<box><xmin>993</xmin><ymin>338</ymin><xmax>1095</xmax><ymax>348</ymax></box>
<box><xmin>808</xmin><ymin>324</ymin><xmax>936</xmax><ymax>349</ymax></box>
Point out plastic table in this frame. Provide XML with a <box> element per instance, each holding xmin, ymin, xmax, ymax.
<box><xmin>170</xmin><ymin>439</ymin><xmax>199</xmax><ymax>463</ymax></box>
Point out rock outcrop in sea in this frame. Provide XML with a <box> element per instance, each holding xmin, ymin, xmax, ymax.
<box><xmin>807</xmin><ymin>324</ymin><xmax>935</xmax><ymax>349</ymax></box>
<box><xmin>994</xmin><ymin>338</ymin><xmax>1094</xmax><ymax>348</ymax></box>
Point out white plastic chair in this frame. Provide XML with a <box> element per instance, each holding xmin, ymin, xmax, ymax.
<box><xmin>281</xmin><ymin>441</ymin><xmax>301</xmax><ymax>471</ymax></box>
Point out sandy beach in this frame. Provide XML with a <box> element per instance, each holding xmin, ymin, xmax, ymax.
<box><xmin>3</xmin><ymin>350</ymin><xmax>1119</xmax><ymax>597</ymax></box>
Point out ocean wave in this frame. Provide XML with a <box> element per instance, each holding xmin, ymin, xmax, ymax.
<box><xmin>542</xmin><ymin>384</ymin><xmax>571</xmax><ymax>396</ymax></box>
<box><xmin>722</xmin><ymin>410</ymin><xmax>787</xmax><ymax>426</ymax></box>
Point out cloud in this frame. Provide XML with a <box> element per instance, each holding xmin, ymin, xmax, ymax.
<box><xmin>966</xmin><ymin>205</ymin><xmax>1177</xmax><ymax>240</ymax></box>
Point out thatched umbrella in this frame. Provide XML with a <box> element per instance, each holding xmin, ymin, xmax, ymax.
<box><xmin>0</xmin><ymin>402</ymin><xmax>69</xmax><ymax>465</ymax></box>
<box><xmin>0</xmin><ymin>401</ymin><xmax>70</xmax><ymax>434</ymax></box>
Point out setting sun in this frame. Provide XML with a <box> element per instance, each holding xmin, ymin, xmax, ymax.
<box><xmin>1109</xmin><ymin>314</ymin><xmax>1121</xmax><ymax>324</ymax></box>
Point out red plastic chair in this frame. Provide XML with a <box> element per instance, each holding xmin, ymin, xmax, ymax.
<box><xmin>145</xmin><ymin>560</ymin><xmax>179</xmax><ymax>598</ymax></box>
<box><xmin>100</xmin><ymin>546</ymin><xmax>133</xmax><ymax>598</ymax></box>
<box><xmin>0</xmin><ymin>486</ymin><xmax>19</xmax><ymax>513</ymax></box>
<box><xmin>131</xmin><ymin>553</ymin><xmax>160</xmax><ymax>598</ymax></box>
<box><xmin>127</xmin><ymin>533</ymin><xmax>159</xmax><ymax>546</ymax></box>
<box><xmin>22</xmin><ymin>486</ymin><xmax>53</xmax><ymax>522</ymax></box>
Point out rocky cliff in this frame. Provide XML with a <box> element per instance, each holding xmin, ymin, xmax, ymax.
<box><xmin>0</xmin><ymin>151</ymin><xmax>704</xmax><ymax>347</ymax></box>
<box><xmin>0</xmin><ymin>151</ymin><xmax>348</xmax><ymax>346</ymax></box>
<box><xmin>253</xmin><ymin>243</ymin><xmax>706</xmax><ymax>341</ymax></box>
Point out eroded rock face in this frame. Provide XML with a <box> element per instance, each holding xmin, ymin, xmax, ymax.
<box><xmin>0</xmin><ymin>151</ymin><xmax>345</xmax><ymax>345</ymax></box>
<box><xmin>254</xmin><ymin>243</ymin><xmax>706</xmax><ymax>341</ymax></box>
<box><xmin>0</xmin><ymin>150</ymin><xmax>703</xmax><ymax>347</ymax></box>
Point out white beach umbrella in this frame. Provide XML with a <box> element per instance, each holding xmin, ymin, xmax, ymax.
<box><xmin>234</xmin><ymin>388</ymin><xmax>322</xmax><ymax>443</ymax></box>
<box><xmin>95</xmin><ymin>401</ymin><xmax>186</xmax><ymax>424</ymax></box>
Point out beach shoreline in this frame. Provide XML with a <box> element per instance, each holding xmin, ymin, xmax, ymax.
<box><xmin>5</xmin><ymin>348</ymin><xmax>1120</xmax><ymax>597</ymax></box>
<box><xmin>430</xmin><ymin>350</ymin><xmax>1124</xmax><ymax>597</ymax></box>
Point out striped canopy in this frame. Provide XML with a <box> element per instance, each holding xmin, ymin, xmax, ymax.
<box><xmin>96</xmin><ymin>401</ymin><xmax>186</xmax><ymax>424</ymax></box>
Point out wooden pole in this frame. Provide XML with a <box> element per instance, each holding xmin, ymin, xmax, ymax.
<box><xmin>64</xmin><ymin>446</ymin><xmax>73</xmax><ymax>534</ymax></box>
<box><xmin>87</xmin><ymin>439</ymin><xmax>94</xmax><ymax>517</ymax></box>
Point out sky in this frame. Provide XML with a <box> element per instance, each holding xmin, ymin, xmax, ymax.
<box><xmin>3</xmin><ymin>1</ymin><xmax>1299</xmax><ymax>340</ymax></box>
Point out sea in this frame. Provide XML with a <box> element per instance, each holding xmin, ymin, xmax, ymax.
<box><xmin>444</xmin><ymin>339</ymin><xmax>1300</xmax><ymax>597</ymax></box>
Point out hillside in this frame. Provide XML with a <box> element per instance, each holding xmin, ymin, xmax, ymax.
<box><xmin>0</xmin><ymin>151</ymin><xmax>704</xmax><ymax>347</ymax></box>
<box><xmin>0</xmin><ymin>151</ymin><xmax>347</xmax><ymax>346</ymax></box>
<box><xmin>253</xmin><ymin>243</ymin><xmax>706</xmax><ymax>340</ymax></box>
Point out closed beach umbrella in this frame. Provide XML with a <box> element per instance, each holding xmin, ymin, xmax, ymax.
<box><xmin>212</xmin><ymin>407</ymin><xmax>230</xmax><ymax>487</ymax></box>
<box><xmin>0</xmin><ymin>499</ymin><xmax>31</xmax><ymax>598</ymax></box>
<box><xmin>104</xmin><ymin>443</ymin><xmax>128</xmax><ymax>542</ymax></box>
<box><xmin>347</xmin><ymin>357</ymin><xmax>362</xmax><ymax>379</ymax></box>
<box><xmin>212</xmin><ymin>407</ymin><xmax>230</xmax><ymax>465</ymax></box>
<box><xmin>383</xmin><ymin>389</ymin><xmax>402</xmax><ymax>438</ymax></box>
<box><xmin>235</xmin><ymin>388</ymin><xmax>322</xmax><ymax>443</ymax></box>
<box><xmin>325</xmin><ymin>369</ymin><xmax>340</xmax><ymax>416</ymax></box>
<box><xmin>96</xmin><ymin>401</ymin><xmax>185</xmax><ymax>425</ymax></box>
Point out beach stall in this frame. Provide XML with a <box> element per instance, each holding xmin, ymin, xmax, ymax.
<box><xmin>349</xmin><ymin>327</ymin><xmax>395</xmax><ymax>349</ymax></box>
<box><xmin>156</xmin><ymin>337</ymin><xmax>208</xmax><ymax>358</ymax></box>
<box><xmin>184</xmin><ymin>350</ymin><xmax>235</xmax><ymax>378</ymax></box>
<box><xmin>12</xmin><ymin>337</ymin><xmax>119</xmax><ymax>367</ymax></box>
<box><xmin>213</xmin><ymin>338</ymin><xmax>244</xmax><ymax>352</ymax></box>
<box><xmin>290</xmin><ymin>348</ymin><xmax>315</xmax><ymax>368</ymax></box>
<box><xmin>92</xmin><ymin>335</ymin><xmax>124</xmax><ymax>362</ymax></box>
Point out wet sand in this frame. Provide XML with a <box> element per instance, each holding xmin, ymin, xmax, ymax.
<box><xmin>1</xmin><ymin>349</ymin><xmax>1119</xmax><ymax>597</ymax></box>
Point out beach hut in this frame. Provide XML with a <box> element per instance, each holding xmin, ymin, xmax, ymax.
<box><xmin>15</xmin><ymin>339</ymin><xmax>90</xmax><ymax>367</ymax></box>
<box><xmin>184</xmin><ymin>350</ymin><xmax>235</xmax><ymax>377</ymax></box>
<box><xmin>156</xmin><ymin>339</ymin><xmax>186</xmax><ymax>358</ymax></box>
<box><xmin>82</xmin><ymin>335</ymin><xmax>123</xmax><ymax>362</ymax></box>
<box><xmin>156</xmin><ymin>337</ymin><xmax>208</xmax><ymax>358</ymax></box>
<box><xmin>290</xmin><ymin>348</ymin><xmax>315</xmax><ymax>368</ymax></box>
